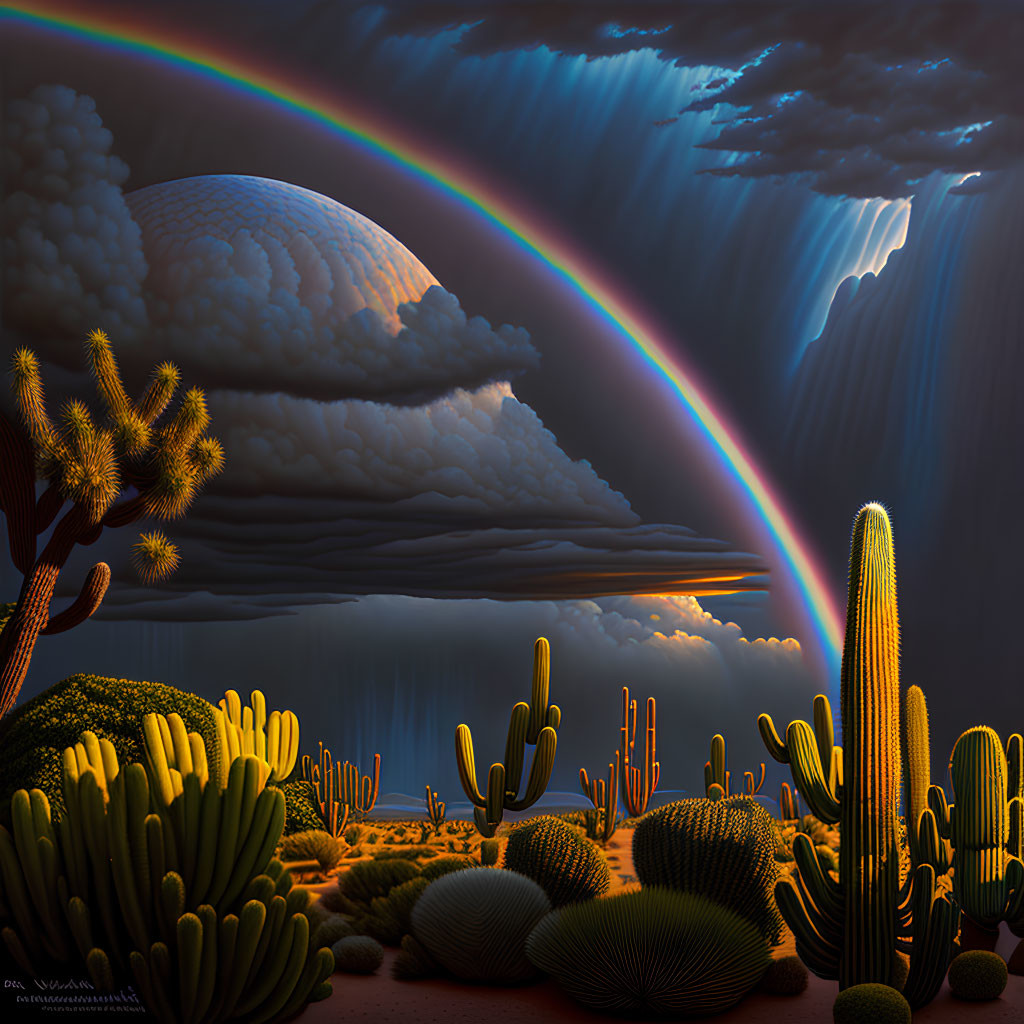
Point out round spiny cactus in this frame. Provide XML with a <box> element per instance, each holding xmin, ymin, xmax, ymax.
<box><xmin>503</xmin><ymin>815</ymin><xmax>610</xmax><ymax>907</ymax></box>
<box><xmin>947</xmin><ymin>950</ymin><xmax>1008</xmax><ymax>1001</ymax></box>
<box><xmin>411</xmin><ymin>868</ymin><xmax>550</xmax><ymax>983</ymax></box>
<box><xmin>331</xmin><ymin>935</ymin><xmax>384</xmax><ymax>975</ymax></box>
<box><xmin>526</xmin><ymin>887</ymin><xmax>769</xmax><ymax>1017</ymax></box>
<box><xmin>833</xmin><ymin>983</ymin><xmax>911</xmax><ymax>1023</ymax></box>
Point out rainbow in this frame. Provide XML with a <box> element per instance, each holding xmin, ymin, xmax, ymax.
<box><xmin>0</xmin><ymin>3</ymin><xmax>844</xmax><ymax>680</ymax></box>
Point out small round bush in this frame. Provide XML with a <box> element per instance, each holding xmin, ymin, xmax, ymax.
<box><xmin>332</xmin><ymin>935</ymin><xmax>384</xmax><ymax>974</ymax></box>
<box><xmin>503</xmin><ymin>816</ymin><xmax>610</xmax><ymax>907</ymax></box>
<box><xmin>419</xmin><ymin>856</ymin><xmax>474</xmax><ymax>881</ymax></box>
<box><xmin>890</xmin><ymin>950</ymin><xmax>910</xmax><ymax>992</ymax></box>
<box><xmin>311</xmin><ymin>913</ymin><xmax>355</xmax><ymax>949</ymax></box>
<box><xmin>278</xmin><ymin>829</ymin><xmax>344</xmax><ymax>871</ymax></box>
<box><xmin>833</xmin><ymin>983</ymin><xmax>911</xmax><ymax>1024</ymax></box>
<box><xmin>947</xmin><ymin>950</ymin><xmax>1008</xmax><ymax>1001</ymax></box>
<box><xmin>526</xmin><ymin>886</ymin><xmax>769</xmax><ymax>1018</ymax></box>
<box><xmin>411</xmin><ymin>868</ymin><xmax>551</xmax><ymax>983</ymax></box>
<box><xmin>760</xmin><ymin>955</ymin><xmax>808</xmax><ymax>996</ymax></box>
<box><xmin>338</xmin><ymin>858</ymin><xmax>420</xmax><ymax>906</ymax></box>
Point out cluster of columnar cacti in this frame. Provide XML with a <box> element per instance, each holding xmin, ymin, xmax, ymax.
<box><xmin>503</xmin><ymin>815</ymin><xmax>611</xmax><ymax>907</ymax></box>
<box><xmin>779</xmin><ymin>782</ymin><xmax>800</xmax><ymax>821</ymax></box>
<box><xmin>217</xmin><ymin>689</ymin><xmax>299</xmax><ymax>784</ymax></box>
<box><xmin>0</xmin><ymin>716</ymin><xmax>333</xmax><ymax>1021</ymax></box>
<box><xmin>618</xmin><ymin>686</ymin><xmax>659</xmax><ymax>816</ymax></box>
<box><xmin>704</xmin><ymin>733</ymin><xmax>766</xmax><ymax>800</ymax></box>
<box><xmin>579</xmin><ymin>758</ymin><xmax>619</xmax><ymax>842</ymax></box>
<box><xmin>454</xmin><ymin>637</ymin><xmax>559</xmax><ymax>837</ymax></box>
<box><xmin>759</xmin><ymin>503</ymin><xmax>957</xmax><ymax>1007</ymax></box>
<box><xmin>632</xmin><ymin>794</ymin><xmax>783</xmax><ymax>944</ymax></box>
<box><xmin>299</xmin><ymin>742</ymin><xmax>380</xmax><ymax>836</ymax></box>
<box><xmin>424</xmin><ymin>785</ymin><xmax>445</xmax><ymax>829</ymax></box>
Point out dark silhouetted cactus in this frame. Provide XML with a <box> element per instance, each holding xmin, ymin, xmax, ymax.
<box><xmin>526</xmin><ymin>887</ymin><xmax>769</xmax><ymax>1018</ymax></box>
<box><xmin>759</xmin><ymin>955</ymin><xmax>808</xmax><ymax>995</ymax></box>
<box><xmin>424</xmin><ymin>785</ymin><xmax>446</xmax><ymax>829</ymax></box>
<box><xmin>455</xmin><ymin>638</ymin><xmax>559</xmax><ymax>836</ymax></box>
<box><xmin>503</xmin><ymin>815</ymin><xmax>610</xmax><ymax>907</ymax></box>
<box><xmin>632</xmin><ymin>794</ymin><xmax>782</xmax><ymax>943</ymax></box>
<box><xmin>759</xmin><ymin>504</ymin><xmax>957</xmax><ymax>1005</ymax></box>
<box><xmin>411</xmin><ymin>868</ymin><xmax>550</xmax><ymax>983</ymax></box>
<box><xmin>299</xmin><ymin>742</ymin><xmax>380</xmax><ymax>836</ymax></box>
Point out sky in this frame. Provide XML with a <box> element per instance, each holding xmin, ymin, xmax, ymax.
<box><xmin>2</xmin><ymin>0</ymin><xmax>1021</xmax><ymax>801</ymax></box>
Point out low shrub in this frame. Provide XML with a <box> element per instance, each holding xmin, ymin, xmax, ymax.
<box><xmin>947</xmin><ymin>950</ymin><xmax>1008</xmax><ymax>1001</ymax></box>
<box><xmin>332</xmin><ymin>936</ymin><xmax>384</xmax><ymax>975</ymax></box>
<box><xmin>311</xmin><ymin>913</ymin><xmax>356</xmax><ymax>950</ymax></box>
<box><xmin>279</xmin><ymin>830</ymin><xmax>344</xmax><ymax>871</ymax></box>
<box><xmin>832</xmin><ymin>984</ymin><xmax>911</xmax><ymax>1024</ymax></box>
<box><xmin>419</xmin><ymin>856</ymin><xmax>474</xmax><ymax>881</ymax></box>
<box><xmin>357</xmin><ymin>877</ymin><xmax>430</xmax><ymax>946</ymax></box>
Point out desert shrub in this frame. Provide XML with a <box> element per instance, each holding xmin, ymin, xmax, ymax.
<box><xmin>419</xmin><ymin>856</ymin><xmax>474</xmax><ymax>881</ymax></box>
<box><xmin>890</xmin><ymin>950</ymin><xmax>910</xmax><ymax>992</ymax></box>
<box><xmin>332</xmin><ymin>936</ymin><xmax>384</xmax><ymax>974</ymax></box>
<box><xmin>947</xmin><ymin>950</ymin><xmax>1008</xmax><ymax>1001</ymax></box>
<box><xmin>632</xmin><ymin>795</ymin><xmax>783</xmax><ymax>943</ymax></box>
<box><xmin>832</xmin><ymin>983</ymin><xmax>911</xmax><ymax>1023</ymax></box>
<box><xmin>279</xmin><ymin>830</ymin><xmax>344</xmax><ymax>871</ymax></box>
<box><xmin>357</xmin><ymin>877</ymin><xmax>430</xmax><ymax>946</ymax></box>
<box><xmin>280</xmin><ymin>779</ymin><xmax>325</xmax><ymax>836</ymax></box>
<box><xmin>371</xmin><ymin>846</ymin><xmax>434</xmax><ymax>861</ymax></box>
<box><xmin>526</xmin><ymin>887</ymin><xmax>769</xmax><ymax>1017</ymax></box>
<box><xmin>411</xmin><ymin>868</ymin><xmax>551</xmax><ymax>983</ymax></box>
<box><xmin>392</xmin><ymin>934</ymin><xmax>439</xmax><ymax>981</ymax></box>
<box><xmin>759</xmin><ymin>956</ymin><xmax>808</xmax><ymax>995</ymax></box>
<box><xmin>311</xmin><ymin>914</ymin><xmax>356</xmax><ymax>949</ymax></box>
<box><xmin>480</xmin><ymin>838</ymin><xmax>500</xmax><ymax>865</ymax></box>
<box><xmin>344</xmin><ymin>824</ymin><xmax>364</xmax><ymax>845</ymax></box>
<box><xmin>0</xmin><ymin>674</ymin><xmax>221</xmax><ymax>822</ymax></box>
<box><xmin>332</xmin><ymin>858</ymin><xmax>421</xmax><ymax>916</ymax></box>
<box><xmin>503</xmin><ymin>816</ymin><xmax>610</xmax><ymax>907</ymax></box>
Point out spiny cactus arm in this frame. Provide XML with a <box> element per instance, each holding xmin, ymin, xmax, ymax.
<box><xmin>774</xmin><ymin>877</ymin><xmax>841</xmax><ymax>980</ymax></box>
<box><xmin>792</xmin><ymin>832</ymin><xmax>842</xmax><ymax>917</ymax></box>
<box><xmin>927</xmin><ymin>784</ymin><xmax>950</xmax><ymax>838</ymax></box>
<box><xmin>506</xmin><ymin>726</ymin><xmax>557</xmax><ymax>810</ymax></box>
<box><xmin>812</xmin><ymin>695</ymin><xmax>835</xmax><ymax>780</ymax></box>
<box><xmin>454</xmin><ymin>724</ymin><xmax>488</xmax><ymax>807</ymax></box>
<box><xmin>1004</xmin><ymin>856</ymin><xmax>1024</xmax><ymax>928</ymax></box>
<box><xmin>502</xmin><ymin>702</ymin><xmax>530</xmax><ymax>799</ymax></box>
<box><xmin>525</xmin><ymin>637</ymin><xmax>550</xmax><ymax>744</ymax></box>
<box><xmin>39</xmin><ymin>562</ymin><xmax>111</xmax><ymax>635</ymax></box>
<box><xmin>484</xmin><ymin>763</ymin><xmax>505</xmax><ymax>823</ymax></box>
<box><xmin>913</xmin><ymin>808</ymin><xmax>952</xmax><ymax>876</ymax></box>
<box><xmin>744</xmin><ymin>762</ymin><xmax>766</xmax><ymax>796</ymax></box>
<box><xmin>473</xmin><ymin>806</ymin><xmax>498</xmax><ymax>838</ymax></box>
<box><xmin>136</xmin><ymin>362</ymin><xmax>180</xmax><ymax>427</ymax></box>
<box><xmin>1009</xmin><ymin>735</ymin><xmax>1023</xmax><ymax>802</ymax></box>
<box><xmin>901</xmin><ymin>864</ymin><xmax>959</xmax><ymax>1009</ymax></box>
<box><xmin>758</xmin><ymin>713</ymin><xmax>790</xmax><ymax>764</ymax></box>
<box><xmin>766</xmin><ymin>719</ymin><xmax>840</xmax><ymax>823</ymax></box>
<box><xmin>0</xmin><ymin>411</ymin><xmax>37</xmax><ymax>574</ymax></box>
<box><xmin>706</xmin><ymin>733</ymin><xmax>727</xmax><ymax>795</ymax></box>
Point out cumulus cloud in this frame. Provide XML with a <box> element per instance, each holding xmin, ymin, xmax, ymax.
<box><xmin>1</xmin><ymin>84</ymin><xmax>149</xmax><ymax>340</ymax></box>
<box><xmin>370</xmin><ymin>2</ymin><xmax>1024</xmax><ymax>199</ymax></box>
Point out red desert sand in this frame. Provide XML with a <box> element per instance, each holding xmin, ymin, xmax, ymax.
<box><xmin>298</xmin><ymin>829</ymin><xmax>1024</xmax><ymax>1023</ymax></box>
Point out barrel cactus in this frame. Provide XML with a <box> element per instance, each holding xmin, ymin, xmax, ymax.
<box><xmin>947</xmin><ymin>950</ymin><xmax>1008</xmax><ymax>1000</ymax></box>
<box><xmin>331</xmin><ymin>936</ymin><xmax>384</xmax><ymax>975</ymax></box>
<box><xmin>632</xmin><ymin>794</ymin><xmax>782</xmax><ymax>943</ymax></box>
<box><xmin>833</xmin><ymin>983</ymin><xmax>912</xmax><ymax>1024</ymax></box>
<box><xmin>503</xmin><ymin>815</ymin><xmax>610</xmax><ymax>907</ymax></box>
<box><xmin>411</xmin><ymin>868</ymin><xmax>551</xmax><ymax>983</ymax></box>
<box><xmin>526</xmin><ymin>887</ymin><xmax>769</xmax><ymax>1017</ymax></box>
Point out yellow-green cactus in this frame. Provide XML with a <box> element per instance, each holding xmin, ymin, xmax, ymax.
<box><xmin>218</xmin><ymin>689</ymin><xmax>300</xmax><ymax>785</ymax></box>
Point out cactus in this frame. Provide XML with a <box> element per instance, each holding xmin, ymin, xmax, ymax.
<box><xmin>948</xmin><ymin>726</ymin><xmax>1024</xmax><ymax>932</ymax></box>
<box><xmin>525</xmin><ymin>887</ymin><xmax>770</xmax><ymax>1018</ymax></box>
<box><xmin>833</xmin><ymin>984</ymin><xmax>911</xmax><ymax>1024</ymax></box>
<box><xmin>503</xmin><ymin>816</ymin><xmax>610</xmax><ymax>907</ymax></box>
<box><xmin>454</xmin><ymin>638</ymin><xmax>560</xmax><ymax>836</ymax></box>
<box><xmin>579</xmin><ymin>758</ymin><xmax>619</xmax><ymax>843</ymax></box>
<box><xmin>704</xmin><ymin>733</ymin><xmax>765</xmax><ymax>798</ymax></box>
<box><xmin>617</xmin><ymin>687</ymin><xmax>659</xmax><ymax>816</ymax></box>
<box><xmin>0</xmin><ymin>721</ymin><xmax>333</xmax><ymax>1021</ymax></box>
<box><xmin>424</xmin><ymin>785</ymin><xmax>446</xmax><ymax>829</ymax></box>
<box><xmin>411</xmin><ymin>868</ymin><xmax>551</xmax><ymax>983</ymax></box>
<box><xmin>332</xmin><ymin>935</ymin><xmax>384</xmax><ymax>974</ymax></box>
<box><xmin>779</xmin><ymin>782</ymin><xmax>800</xmax><ymax>820</ymax></box>
<box><xmin>298</xmin><ymin>742</ymin><xmax>384</xmax><ymax>836</ymax></box>
<box><xmin>218</xmin><ymin>689</ymin><xmax>299</xmax><ymax>785</ymax></box>
<box><xmin>758</xmin><ymin>503</ymin><xmax>957</xmax><ymax>1005</ymax></box>
<box><xmin>632</xmin><ymin>794</ymin><xmax>782</xmax><ymax>943</ymax></box>
<box><xmin>947</xmin><ymin>950</ymin><xmax>1009</xmax><ymax>1000</ymax></box>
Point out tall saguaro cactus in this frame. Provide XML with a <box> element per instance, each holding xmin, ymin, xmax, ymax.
<box><xmin>759</xmin><ymin>503</ymin><xmax>956</xmax><ymax>1006</ymax></box>
<box><xmin>455</xmin><ymin>637</ymin><xmax>559</xmax><ymax>836</ymax></box>
<box><xmin>0</xmin><ymin>332</ymin><xmax>224</xmax><ymax>718</ymax></box>
<box><xmin>618</xmin><ymin>687</ymin><xmax>659</xmax><ymax>817</ymax></box>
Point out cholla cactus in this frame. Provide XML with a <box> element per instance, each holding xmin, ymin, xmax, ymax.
<box><xmin>0</xmin><ymin>331</ymin><xmax>223</xmax><ymax>717</ymax></box>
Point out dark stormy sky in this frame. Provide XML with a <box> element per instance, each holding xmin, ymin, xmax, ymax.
<box><xmin>2</xmin><ymin>1</ymin><xmax>1021</xmax><ymax>799</ymax></box>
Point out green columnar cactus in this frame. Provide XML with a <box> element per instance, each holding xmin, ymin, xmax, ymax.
<box><xmin>704</xmin><ymin>733</ymin><xmax>765</xmax><ymax>799</ymax></box>
<box><xmin>948</xmin><ymin>726</ymin><xmax>1024</xmax><ymax>931</ymax></box>
<box><xmin>618</xmin><ymin>687</ymin><xmax>659</xmax><ymax>816</ymax></box>
<box><xmin>758</xmin><ymin>503</ymin><xmax>957</xmax><ymax>1005</ymax></box>
<box><xmin>218</xmin><ymin>689</ymin><xmax>300</xmax><ymax>785</ymax></box>
<box><xmin>424</xmin><ymin>785</ymin><xmax>446</xmax><ymax>829</ymax></box>
<box><xmin>454</xmin><ymin>638</ymin><xmax>560</xmax><ymax>836</ymax></box>
<box><xmin>902</xmin><ymin>685</ymin><xmax>950</xmax><ymax>874</ymax></box>
<box><xmin>579</xmin><ymin>759</ymin><xmax>619</xmax><ymax>843</ymax></box>
<box><xmin>0</xmin><ymin>722</ymin><xmax>334</xmax><ymax>1021</ymax></box>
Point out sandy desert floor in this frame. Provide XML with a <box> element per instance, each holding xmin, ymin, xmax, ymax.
<box><xmin>297</xmin><ymin>827</ymin><xmax>1024</xmax><ymax>1023</ymax></box>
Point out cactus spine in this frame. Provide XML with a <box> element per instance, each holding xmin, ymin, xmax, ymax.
<box><xmin>454</xmin><ymin>637</ymin><xmax>560</xmax><ymax>836</ymax></box>
<box><xmin>759</xmin><ymin>504</ymin><xmax>956</xmax><ymax>1005</ymax></box>
<box><xmin>618</xmin><ymin>687</ymin><xmax>659</xmax><ymax>816</ymax></box>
